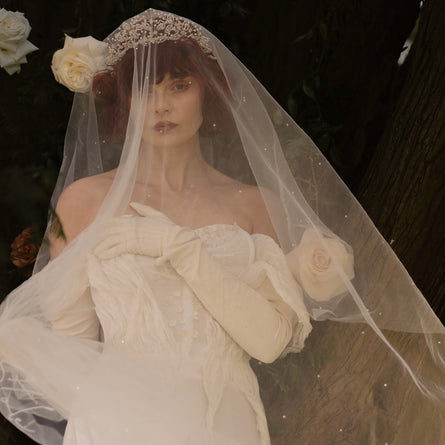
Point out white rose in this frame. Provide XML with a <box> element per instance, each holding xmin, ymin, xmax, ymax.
<box><xmin>0</xmin><ymin>9</ymin><xmax>31</xmax><ymax>51</ymax></box>
<box><xmin>0</xmin><ymin>39</ymin><xmax>38</xmax><ymax>75</ymax></box>
<box><xmin>51</xmin><ymin>35</ymin><xmax>108</xmax><ymax>93</ymax></box>
<box><xmin>286</xmin><ymin>228</ymin><xmax>354</xmax><ymax>302</ymax></box>
<box><xmin>0</xmin><ymin>53</ymin><xmax>25</xmax><ymax>74</ymax></box>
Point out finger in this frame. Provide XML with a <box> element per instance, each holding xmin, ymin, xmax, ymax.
<box><xmin>94</xmin><ymin>237</ymin><xmax>121</xmax><ymax>257</ymax></box>
<box><xmin>105</xmin><ymin>218</ymin><xmax>131</xmax><ymax>232</ymax></box>
<box><xmin>96</xmin><ymin>219</ymin><xmax>134</xmax><ymax>245</ymax></box>
<box><xmin>95</xmin><ymin>243</ymin><xmax>127</xmax><ymax>260</ymax></box>
<box><xmin>96</xmin><ymin>248</ymin><xmax>120</xmax><ymax>260</ymax></box>
<box><xmin>155</xmin><ymin>255</ymin><xmax>170</xmax><ymax>267</ymax></box>
<box><xmin>93</xmin><ymin>242</ymin><xmax>112</xmax><ymax>258</ymax></box>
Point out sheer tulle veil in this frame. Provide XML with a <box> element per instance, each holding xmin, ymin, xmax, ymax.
<box><xmin>0</xmin><ymin>8</ymin><xmax>444</xmax><ymax>444</ymax></box>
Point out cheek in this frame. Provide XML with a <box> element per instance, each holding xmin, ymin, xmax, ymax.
<box><xmin>195</xmin><ymin>103</ymin><xmax>204</xmax><ymax>126</ymax></box>
<box><xmin>143</xmin><ymin>98</ymin><xmax>155</xmax><ymax>121</ymax></box>
<box><xmin>186</xmin><ymin>96</ymin><xmax>203</xmax><ymax>124</ymax></box>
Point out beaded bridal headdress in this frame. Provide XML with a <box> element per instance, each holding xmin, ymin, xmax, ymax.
<box><xmin>1</xmin><ymin>8</ymin><xmax>444</xmax><ymax>444</ymax></box>
<box><xmin>106</xmin><ymin>9</ymin><xmax>214</xmax><ymax>64</ymax></box>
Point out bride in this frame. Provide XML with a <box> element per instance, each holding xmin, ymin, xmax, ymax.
<box><xmin>0</xmin><ymin>9</ymin><xmax>444</xmax><ymax>445</ymax></box>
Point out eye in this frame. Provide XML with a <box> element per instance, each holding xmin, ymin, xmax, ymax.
<box><xmin>172</xmin><ymin>80</ymin><xmax>192</xmax><ymax>92</ymax></box>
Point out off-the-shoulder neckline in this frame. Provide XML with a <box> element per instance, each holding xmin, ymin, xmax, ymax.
<box><xmin>121</xmin><ymin>216</ymin><xmax>278</xmax><ymax>245</ymax></box>
<box><xmin>121</xmin><ymin>207</ymin><xmax>279</xmax><ymax>246</ymax></box>
<box><xmin>193</xmin><ymin>223</ymin><xmax>279</xmax><ymax>247</ymax></box>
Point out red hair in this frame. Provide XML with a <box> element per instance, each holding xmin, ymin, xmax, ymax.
<box><xmin>93</xmin><ymin>39</ymin><xmax>232</xmax><ymax>141</ymax></box>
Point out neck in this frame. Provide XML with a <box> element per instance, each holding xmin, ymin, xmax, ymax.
<box><xmin>137</xmin><ymin>133</ymin><xmax>208</xmax><ymax>191</ymax></box>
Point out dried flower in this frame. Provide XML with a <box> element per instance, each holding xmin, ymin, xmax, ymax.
<box><xmin>10</xmin><ymin>228</ymin><xmax>38</xmax><ymax>269</ymax></box>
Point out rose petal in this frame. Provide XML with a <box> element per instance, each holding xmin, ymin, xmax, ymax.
<box><xmin>0</xmin><ymin>40</ymin><xmax>20</xmax><ymax>52</ymax></box>
<box><xmin>0</xmin><ymin>39</ymin><xmax>36</xmax><ymax>68</ymax></box>
<box><xmin>3</xmin><ymin>63</ymin><xmax>20</xmax><ymax>74</ymax></box>
<box><xmin>14</xmin><ymin>39</ymin><xmax>37</xmax><ymax>59</ymax></box>
<box><xmin>286</xmin><ymin>228</ymin><xmax>354</xmax><ymax>301</ymax></box>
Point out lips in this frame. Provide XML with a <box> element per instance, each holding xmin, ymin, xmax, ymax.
<box><xmin>153</xmin><ymin>121</ymin><xmax>178</xmax><ymax>132</ymax></box>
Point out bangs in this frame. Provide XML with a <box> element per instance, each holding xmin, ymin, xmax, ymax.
<box><xmin>149</xmin><ymin>40</ymin><xmax>199</xmax><ymax>83</ymax></box>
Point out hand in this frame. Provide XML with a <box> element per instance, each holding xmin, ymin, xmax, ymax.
<box><xmin>93</xmin><ymin>202</ymin><xmax>181</xmax><ymax>260</ymax></box>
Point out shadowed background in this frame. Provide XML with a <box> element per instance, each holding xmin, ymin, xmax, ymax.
<box><xmin>0</xmin><ymin>0</ymin><xmax>444</xmax><ymax>443</ymax></box>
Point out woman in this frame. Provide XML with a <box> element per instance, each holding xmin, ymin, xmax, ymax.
<box><xmin>0</xmin><ymin>9</ymin><xmax>444</xmax><ymax>445</ymax></box>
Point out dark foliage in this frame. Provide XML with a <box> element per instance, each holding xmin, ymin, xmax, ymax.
<box><xmin>1</xmin><ymin>0</ymin><xmax>443</xmax><ymax>443</ymax></box>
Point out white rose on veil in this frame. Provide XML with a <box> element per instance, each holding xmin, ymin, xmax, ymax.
<box><xmin>51</xmin><ymin>35</ymin><xmax>108</xmax><ymax>93</ymax></box>
<box><xmin>286</xmin><ymin>228</ymin><xmax>355</xmax><ymax>302</ymax></box>
<box><xmin>0</xmin><ymin>9</ymin><xmax>38</xmax><ymax>75</ymax></box>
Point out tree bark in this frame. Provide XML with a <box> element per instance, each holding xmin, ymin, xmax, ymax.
<box><xmin>257</xmin><ymin>322</ymin><xmax>445</xmax><ymax>444</ymax></box>
<box><xmin>256</xmin><ymin>1</ymin><xmax>445</xmax><ymax>442</ymax></box>
<box><xmin>357</xmin><ymin>0</ymin><xmax>445</xmax><ymax>318</ymax></box>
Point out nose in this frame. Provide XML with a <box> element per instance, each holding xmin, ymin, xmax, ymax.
<box><xmin>152</xmin><ymin>88</ymin><xmax>170</xmax><ymax>114</ymax></box>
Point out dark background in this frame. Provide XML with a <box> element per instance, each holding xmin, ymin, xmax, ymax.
<box><xmin>0</xmin><ymin>0</ymin><xmax>444</xmax><ymax>443</ymax></box>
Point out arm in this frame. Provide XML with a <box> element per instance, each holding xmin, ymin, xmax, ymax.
<box><xmin>164</xmin><ymin>235</ymin><xmax>297</xmax><ymax>363</ymax></box>
<box><xmin>250</xmin><ymin>186</ymin><xmax>289</xmax><ymax>246</ymax></box>
<box><xmin>46</xmin><ymin>178</ymin><xmax>103</xmax><ymax>341</ymax></box>
<box><xmin>163</xmin><ymin>189</ymin><xmax>298</xmax><ymax>362</ymax></box>
<box><xmin>49</xmin><ymin>177</ymin><xmax>105</xmax><ymax>259</ymax></box>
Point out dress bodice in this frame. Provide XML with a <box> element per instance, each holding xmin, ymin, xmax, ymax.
<box><xmin>85</xmin><ymin>223</ymin><xmax>310</xmax><ymax>445</ymax></box>
<box><xmin>88</xmin><ymin>224</ymin><xmax>254</xmax><ymax>371</ymax></box>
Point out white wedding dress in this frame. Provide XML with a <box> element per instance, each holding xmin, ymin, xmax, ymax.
<box><xmin>60</xmin><ymin>223</ymin><xmax>310</xmax><ymax>445</ymax></box>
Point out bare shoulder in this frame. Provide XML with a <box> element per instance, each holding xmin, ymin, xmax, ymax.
<box><xmin>51</xmin><ymin>172</ymin><xmax>114</xmax><ymax>257</ymax></box>
<box><xmin>241</xmin><ymin>186</ymin><xmax>285</xmax><ymax>245</ymax></box>
<box><xmin>193</xmin><ymin>166</ymin><xmax>285</xmax><ymax>244</ymax></box>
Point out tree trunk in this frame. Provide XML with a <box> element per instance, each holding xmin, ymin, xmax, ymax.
<box><xmin>257</xmin><ymin>1</ymin><xmax>445</xmax><ymax>442</ymax></box>
<box><xmin>247</xmin><ymin>0</ymin><xmax>420</xmax><ymax>188</ymax></box>
<box><xmin>357</xmin><ymin>0</ymin><xmax>445</xmax><ymax>318</ymax></box>
<box><xmin>258</xmin><ymin>322</ymin><xmax>445</xmax><ymax>444</ymax></box>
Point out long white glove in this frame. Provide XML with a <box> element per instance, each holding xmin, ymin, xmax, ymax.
<box><xmin>93</xmin><ymin>204</ymin><xmax>196</xmax><ymax>259</ymax></box>
<box><xmin>94</xmin><ymin>203</ymin><xmax>297</xmax><ymax>363</ymax></box>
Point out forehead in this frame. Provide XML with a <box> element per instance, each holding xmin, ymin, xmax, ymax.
<box><xmin>157</xmin><ymin>73</ymin><xmax>189</xmax><ymax>82</ymax></box>
<box><xmin>152</xmin><ymin>73</ymin><xmax>200</xmax><ymax>88</ymax></box>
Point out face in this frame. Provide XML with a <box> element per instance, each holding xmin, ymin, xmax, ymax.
<box><xmin>142</xmin><ymin>73</ymin><xmax>204</xmax><ymax>149</ymax></box>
